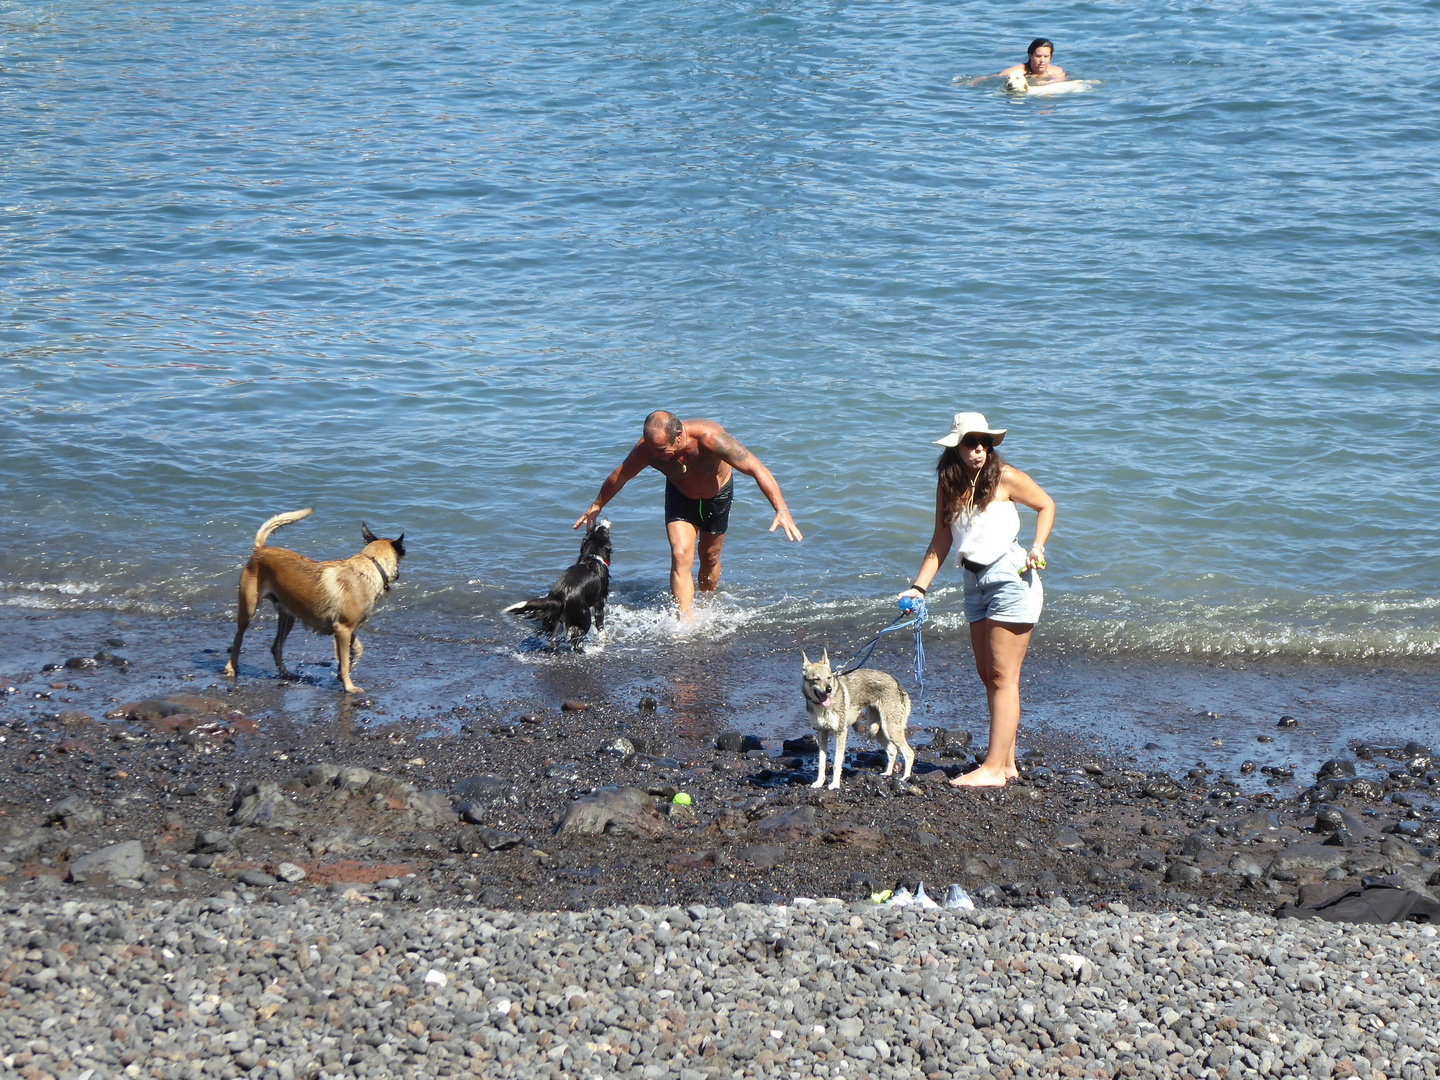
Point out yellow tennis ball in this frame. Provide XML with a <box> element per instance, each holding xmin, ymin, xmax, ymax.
<box><xmin>672</xmin><ymin>792</ymin><xmax>692</xmax><ymax>806</ymax></box>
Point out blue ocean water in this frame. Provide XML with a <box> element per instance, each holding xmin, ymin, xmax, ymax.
<box><xmin>3</xmin><ymin>0</ymin><xmax>1439</xmax><ymax>664</ymax></box>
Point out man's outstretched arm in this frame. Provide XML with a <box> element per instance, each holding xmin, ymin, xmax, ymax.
<box><xmin>575</xmin><ymin>443</ymin><xmax>649</xmax><ymax>530</ymax></box>
<box><xmin>702</xmin><ymin>430</ymin><xmax>803</xmax><ymax>541</ymax></box>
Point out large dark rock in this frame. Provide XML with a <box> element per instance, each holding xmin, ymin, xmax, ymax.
<box><xmin>193</xmin><ymin>830</ymin><xmax>232</xmax><ymax>854</ymax></box>
<box><xmin>781</xmin><ymin>735</ymin><xmax>819</xmax><ymax>756</ymax></box>
<box><xmin>716</xmin><ymin>732</ymin><xmax>763</xmax><ymax>754</ymax></box>
<box><xmin>1317</xmin><ymin>759</ymin><xmax>1356</xmax><ymax>780</ymax></box>
<box><xmin>1220</xmin><ymin>809</ymin><xmax>1280</xmax><ymax>840</ymax></box>
<box><xmin>1394</xmin><ymin>819</ymin><xmax>1440</xmax><ymax>845</ymax></box>
<box><xmin>1267</xmin><ymin>844</ymin><xmax>1347</xmax><ymax>878</ymax></box>
<box><xmin>1180</xmin><ymin>832</ymin><xmax>1216</xmax><ymax>857</ymax></box>
<box><xmin>1165</xmin><ymin>862</ymin><xmax>1203</xmax><ymax>886</ymax></box>
<box><xmin>753</xmin><ymin>805</ymin><xmax>820</xmax><ymax>843</ymax></box>
<box><xmin>230</xmin><ymin>781</ymin><xmax>297</xmax><ymax>829</ymax></box>
<box><xmin>1142</xmin><ymin>776</ymin><xmax>1184</xmax><ymax>801</ymax></box>
<box><xmin>1315</xmin><ymin>806</ymin><xmax>1360</xmax><ymax>835</ymax></box>
<box><xmin>739</xmin><ymin>844</ymin><xmax>786</xmax><ymax>869</ymax></box>
<box><xmin>1380</xmin><ymin>837</ymin><xmax>1423</xmax><ymax>864</ymax></box>
<box><xmin>555</xmin><ymin>788</ymin><xmax>665</xmax><ymax>839</ymax></box>
<box><xmin>450</xmin><ymin>773</ymin><xmax>523</xmax><ymax>807</ymax></box>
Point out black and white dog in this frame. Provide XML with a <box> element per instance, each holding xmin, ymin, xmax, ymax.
<box><xmin>504</xmin><ymin>520</ymin><xmax>611</xmax><ymax>650</ymax></box>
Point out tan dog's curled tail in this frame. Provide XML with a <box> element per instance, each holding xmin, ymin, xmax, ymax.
<box><xmin>253</xmin><ymin>508</ymin><xmax>314</xmax><ymax>550</ymax></box>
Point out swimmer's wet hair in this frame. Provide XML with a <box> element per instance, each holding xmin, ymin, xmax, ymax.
<box><xmin>1028</xmin><ymin>38</ymin><xmax>1054</xmax><ymax>55</ymax></box>
<box><xmin>644</xmin><ymin>410</ymin><xmax>684</xmax><ymax>444</ymax></box>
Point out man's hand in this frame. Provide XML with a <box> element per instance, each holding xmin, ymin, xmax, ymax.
<box><xmin>769</xmin><ymin>508</ymin><xmax>803</xmax><ymax>541</ymax></box>
<box><xmin>574</xmin><ymin>506</ymin><xmax>602</xmax><ymax>531</ymax></box>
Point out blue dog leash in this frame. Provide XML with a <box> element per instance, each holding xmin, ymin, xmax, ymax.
<box><xmin>836</xmin><ymin>596</ymin><xmax>928</xmax><ymax>698</ymax></box>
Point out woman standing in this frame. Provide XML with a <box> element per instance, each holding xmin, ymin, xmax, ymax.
<box><xmin>898</xmin><ymin>413</ymin><xmax>1055</xmax><ymax>788</ymax></box>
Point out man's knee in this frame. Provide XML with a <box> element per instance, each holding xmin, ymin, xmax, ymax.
<box><xmin>670</xmin><ymin>540</ymin><xmax>695</xmax><ymax>569</ymax></box>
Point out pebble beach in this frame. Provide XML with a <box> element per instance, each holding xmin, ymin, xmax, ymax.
<box><xmin>5</xmin><ymin>889</ymin><xmax>1440</xmax><ymax>1080</ymax></box>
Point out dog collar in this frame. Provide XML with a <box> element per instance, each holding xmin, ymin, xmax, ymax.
<box><xmin>587</xmin><ymin>554</ymin><xmax>609</xmax><ymax>568</ymax></box>
<box><xmin>366</xmin><ymin>555</ymin><xmax>393</xmax><ymax>592</ymax></box>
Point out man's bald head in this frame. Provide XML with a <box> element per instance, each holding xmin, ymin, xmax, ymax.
<box><xmin>644</xmin><ymin>411</ymin><xmax>684</xmax><ymax>446</ymax></box>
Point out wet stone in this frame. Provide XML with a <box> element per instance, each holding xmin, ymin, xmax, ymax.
<box><xmin>1318</xmin><ymin>758</ymin><xmax>1356</xmax><ymax>780</ymax></box>
<box><xmin>600</xmin><ymin>737</ymin><xmax>636</xmax><ymax>759</ymax></box>
<box><xmin>1315</xmin><ymin>806</ymin><xmax>1360</xmax><ymax>835</ymax></box>
<box><xmin>1277</xmin><ymin>715</ymin><xmax>1297</xmax><ymax>728</ymax></box>
<box><xmin>1142</xmin><ymin>776</ymin><xmax>1184</xmax><ymax>801</ymax></box>
<box><xmin>716</xmin><ymin>732</ymin><xmax>763</xmax><ymax>754</ymax></box>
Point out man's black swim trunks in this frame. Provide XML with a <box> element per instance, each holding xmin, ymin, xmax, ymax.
<box><xmin>664</xmin><ymin>478</ymin><xmax>733</xmax><ymax>535</ymax></box>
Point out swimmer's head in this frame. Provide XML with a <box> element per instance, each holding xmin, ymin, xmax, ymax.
<box><xmin>1026</xmin><ymin>38</ymin><xmax>1055</xmax><ymax>74</ymax></box>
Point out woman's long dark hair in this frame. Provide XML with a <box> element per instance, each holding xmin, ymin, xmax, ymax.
<box><xmin>936</xmin><ymin>443</ymin><xmax>1005</xmax><ymax>521</ymax></box>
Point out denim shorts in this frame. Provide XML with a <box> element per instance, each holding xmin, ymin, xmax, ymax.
<box><xmin>961</xmin><ymin>545</ymin><xmax>1044</xmax><ymax>625</ymax></box>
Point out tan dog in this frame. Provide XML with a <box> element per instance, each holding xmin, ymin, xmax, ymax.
<box><xmin>801</xmin><ymin>649</ymin><xmax>915</xmax><ymax>791</ymax></box>
<box><xmin>223</xmin><ymin>509</ymin><xmax>406</xmax><ymax>693</ymax></box>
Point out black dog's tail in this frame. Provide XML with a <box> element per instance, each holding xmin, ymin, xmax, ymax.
<box><xmin>503</xmin><ymin>597</ymin><xmax>562</xmax><ymax>621</ymax></box>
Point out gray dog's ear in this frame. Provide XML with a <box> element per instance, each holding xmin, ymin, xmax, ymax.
<box><xmin>361</xmin><ymin>523</ymin><xmax>379</xmax><ymax>544</ymax></box>
<box><xmin>801</xmin><ymin>650</ymin><xmax>811</xmax><ymax>665</ymax></box>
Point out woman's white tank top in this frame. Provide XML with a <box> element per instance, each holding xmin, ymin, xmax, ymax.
<box><xmin>952</xmin><ymin>498</ymin><xmax>1020</xmax><ymax>566</ymax></box>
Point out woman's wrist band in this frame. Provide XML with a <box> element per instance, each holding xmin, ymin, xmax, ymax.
<box><xmin>910</xmin><ymin>583</ymin><xmax>927</xmax><ymax>595</ymax></box>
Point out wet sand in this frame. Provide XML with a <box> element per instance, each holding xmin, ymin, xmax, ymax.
<box><xmin>1</xmin><ymin>605</ymin><xmax>1437</xmax><ymax>914</ymax></box>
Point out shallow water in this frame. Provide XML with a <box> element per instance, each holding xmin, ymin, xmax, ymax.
<box><xmin>3</xmin><ymin>2</ymin><xmax>1437</xmax><ymax>746</ymax></box>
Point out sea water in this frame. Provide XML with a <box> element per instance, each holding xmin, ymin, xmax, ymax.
<box><xmin>2</xmin><ymin>1</ymin><xmax>1437</xmax><ymax>761</ymax></box>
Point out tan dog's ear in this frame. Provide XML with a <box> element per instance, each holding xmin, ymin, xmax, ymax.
<box><xmin>361</xmin><ymin>523</ymin><xmax>379</xmax><ymax>544</ymax></box>
<box><xmin>801</xmin><ymin>650</ymin><xmax>811</xmax><ymax>665</ymax></box>
<box><xmin>821</xmin><ymin>647</ymin><xmax>829</xmax><ymax>667</ymax></box>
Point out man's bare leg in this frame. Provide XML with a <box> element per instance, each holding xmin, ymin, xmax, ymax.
<box><xmin>697</xmin><ymin>532</ymin><xmax>724</xmax><ymax>593</ymax></box>
<box><xmin>666</xmin><ymin>520</ymin><xmax>699</xmax><ymax>619</ymax></box>
<box><xmin>951</xmin><ymin>619</ymin><xmax>1032</xmax><ymax>788</ymax></box>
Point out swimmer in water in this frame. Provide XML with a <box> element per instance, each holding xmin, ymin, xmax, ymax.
<box><xmin>998</xmin><ymin>38</ymin><xmax>1065</xmax><ymax>83</ymax></box>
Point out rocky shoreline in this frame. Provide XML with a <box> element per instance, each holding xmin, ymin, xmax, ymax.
<box><xmin>4</xmin><ymin>629</ymin><xmax>1440</xmax><ymax>1080</ymax></box>
<box><xmin>2</xmin><ymin>635</ymin><xmax>1438</xmax><ymax>917</ymax></box>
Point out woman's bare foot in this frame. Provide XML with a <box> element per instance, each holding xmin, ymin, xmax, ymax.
<box><xmin>949</xmin><ymin>766</ymin><xmax>1009</xmax><ymax>788</ymax></box>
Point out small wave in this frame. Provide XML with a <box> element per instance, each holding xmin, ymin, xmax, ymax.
<box><xmin>0</xmin><ymin>580</ymin><xmax>192</xmax><ymax>617</ymax></box>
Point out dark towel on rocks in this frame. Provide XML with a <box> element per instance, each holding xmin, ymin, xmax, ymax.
<box><xmin>1276</xmin><ymin>878</ymin><xmax>1440</xmax><ymax>925</ymax></box>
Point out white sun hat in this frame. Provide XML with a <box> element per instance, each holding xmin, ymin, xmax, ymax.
<box><xmin>933</xmin><ymin>412</ymin><xmax>1007</xmax><ymax>447</ymax></box>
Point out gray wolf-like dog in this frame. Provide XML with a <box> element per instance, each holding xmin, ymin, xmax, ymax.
<box><xmin>223</xmin><ymin>509</ymin><xmax>406</xmax><ymax>694</ymax></box>
<box><xmin>800</xmin><ymin>649</ymin><xmax>915</xmax><ymax>791</ymax></box>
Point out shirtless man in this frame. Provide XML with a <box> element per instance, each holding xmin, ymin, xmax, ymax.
<box><xmin>575</xmin><ymin>412</ymin><xmax>802</xmax><ymax>618</ymax></box>
<box><xmin>999</xmin><ymin>38</ymin><xmax>1065</xmax><ymax>83</ymax></box>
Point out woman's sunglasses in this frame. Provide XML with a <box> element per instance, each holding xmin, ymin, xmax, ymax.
<box><xmin>960</xmin><ymin>435</ymin><xmax>992</xmax><ymax>449</ymax></box>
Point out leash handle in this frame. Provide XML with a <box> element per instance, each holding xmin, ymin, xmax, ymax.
<box><xmin>836</xmin><ymin>597</ymin><xmax>928</xmax><ymax>698</ymax></box>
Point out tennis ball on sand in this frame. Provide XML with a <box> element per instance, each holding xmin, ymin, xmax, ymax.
<box><xmin>672</xmin><ymin>792</ymin><xmax>692</xmax><ymax>806</ymax></box>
